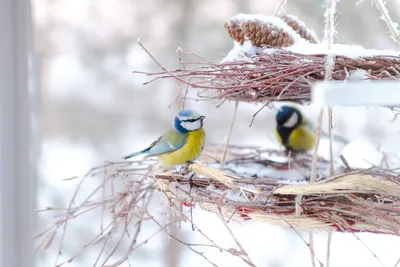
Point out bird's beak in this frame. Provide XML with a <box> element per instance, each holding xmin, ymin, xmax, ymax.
<box><xmin>200</xmin><ymin>116</ymin><xmax>206</xmax><ymax>120</ymax></box>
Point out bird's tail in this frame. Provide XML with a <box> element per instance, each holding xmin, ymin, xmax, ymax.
<box><xmin>122</xmin><ymin>149</ymin><xmax>147</xmax><ymax>160</ymax></box>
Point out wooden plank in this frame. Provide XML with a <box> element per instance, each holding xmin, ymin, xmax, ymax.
<box><xmin>312</xmin><ymin>81</ymin><xmax>400</xmax><ymax>106</ymax></box>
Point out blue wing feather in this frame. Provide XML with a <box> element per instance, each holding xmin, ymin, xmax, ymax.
<box><xmin>146</xmin><ymin>130</ymin><xmax>188</xmax><ymax>156</ymax></box>
<box><xmin>123</xmin><ymin>130</ymin><xmax>188</xmax><ymax>159</ymax></box>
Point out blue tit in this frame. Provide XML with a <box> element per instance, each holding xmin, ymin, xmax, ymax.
<box><xmin>275</xmin><ymin>105</ymin><xmax>315</xmax><ymax>152</ymax></box>
<box><xmin>123</xmin><ymin>109</ymin><xmax>206</xmax><ymax>166</ymax></box>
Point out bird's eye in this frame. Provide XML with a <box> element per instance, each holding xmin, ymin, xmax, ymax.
<box><xmin>181</xmin><ymin>118</ymin><xmax>198</xmax><ymax>122</ymax></box>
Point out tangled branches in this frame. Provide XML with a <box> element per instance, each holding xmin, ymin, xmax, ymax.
<box><xmin>135</xmin><ymin>44</ymin><xmax>400</xmax><ymax>104</ymax></box>
<box><xmin>36</xmin><ymin>145</ymin><xmax>400</xmax><ymax>266</ymax></box>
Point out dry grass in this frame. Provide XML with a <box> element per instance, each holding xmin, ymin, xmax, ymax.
<box><xmin>36</xmin><ymin>144</ymin><xmax>400</xmax><ymax>266</ymax></box>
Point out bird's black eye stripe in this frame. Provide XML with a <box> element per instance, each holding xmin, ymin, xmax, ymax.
<box><xmin>181</xmin><ymin>118</ymin><xmax>198</xmax><ymax>122</ymax></box>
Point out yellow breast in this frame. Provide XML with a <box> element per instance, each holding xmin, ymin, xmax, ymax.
<box><xmin>275</xmin><ymin>126</ymin><xmax>315</xmax><ymax>151</ymax></box>
<box><xmin>158</xmin><ymin>128</ymin><xmax>205</xmax><ymax>166</ymax></box>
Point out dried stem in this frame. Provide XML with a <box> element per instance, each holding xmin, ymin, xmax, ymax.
<box><xmin>37</xmin><ymin>145</ymin><xmax>400</xmax><ymax>266</ymax></box>
<box><xmin>310</xmin><ymin>108</ymin><xmax>324</xmax><ymax>183</ymax></box>
<box><xmin>134</xmin><ymin>45</ymin><xmax>400</xmax><ymax>105</ymax></box>
<box><xmin>217</xmin><ymin>196</ymin><xmax>256</xmax><ymax>267</ymax></box>
<box><xmin>280</xmin><ymin>216</ymin><xmax>324</xmax><ymax>266</ymax></box>
<box><xmin>220</xmin><ymin>101</ymin><xmax>239</xmax><ymax>170</ymax></box>
<box><xmin>371</xmin><ymin>0</ymin><xmax>400</xmax><ymax>45</ymax></box>
<box><xmin>314</xmin><ymin>2</ymin><xmax>338</xmax><ymax>266</ymax></box>
<box><xmin>326</xmin><ymin>233</ymin><xmax>332</xmax><ymax>267</ymax></box>
<box><xmin>309</xmin><ymin>232</ymin><xmax>316</xmax><ymax>267</ymax></box>
<box><xmin>308</xmin><ymin>107</ymin><xmax>323</xmax><ymax>266</ymax></box>
<box><xmin>273</xmin><ymin>0</ymin><xmax>288</xmax><ymax>16</ymax></box>
<box><xmin>394</xmin><ymin>256</ymin><xmax>400</xmax><ymax>267</ymax></box>
<box><xmin>328</xmin><ymin>107</ymin><xmax>334</xmax><ymax>176</ymax></box>
<box><xmin>352</xmin><ymin>233</ymin><xmax>385</xmax><ymax>267</ymax></box>
<box><xmin>323</xmin><ymin>0</ymin><xmax>338</xmax><ymax>45</ymax></box>
<box><xmin>326</xmin><ymin>106</ymin><xmax>334</xmax><ymax>267</ymax></box>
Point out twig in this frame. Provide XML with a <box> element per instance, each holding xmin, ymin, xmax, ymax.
<box><xmin>339</xmin><ymin>154</ymin><xmax>352</xmax><ymax>171</ymax></box>
<box><xmin>316</xmin><ymin>2</ymin><xmax>338</xmax><ymax>266</ymax></box>
<box><xmin>326</xmin><ymin>232</ymin><xmax>332</xmax><ymax>267</ymax></box>
<box><xmin>220</xmin><ymin>101</ymin><xmax>239</xmax><ymax>170</ymax></box>
<box><xmin>323</xmin><ymin>0</ymin><xmax>338</xmax><ymax>45</ymax></box>
<box><xmin>54</xmin><ymin>173</ymin><xmax>89</xmax><ymax>265</ymax></box>
<box><xmin>394</xmin><ymin>256</ymin><xmax>400</xmax><ymax>267</ymax></box>
<box><xmin>136</xmin><ymin>40</ymin><xmax>193</xmax><ymax>86</ymax></box>
<box><xmin>352</xmin><ymin>233</ymin><xmax>385</xmax><ymax>267</ymax></box>
<box><xmin>310</xmin><ymin>108</ymin><xmax>324</xmax><ymax>183</ymax></box>
<box><xmin>280</xmin><ymin>216</ymin><xmax>324</xmax><ymax>267</ymax></box>
<box><xmin>182</xmin><ymin>79</ymin><xmax>191</xmax><ymax>109</ymax></box>
<box><xmin>249</xmin><ymin>101</ymin><xmax>270</xmax><ymax>127</ymax></box>
<box><xmin>273</xmin><ymin>0</ymin><xmax>288</xmax><ymax>16</ymax></box>
<box><xmin>149</xmin><ymin>214</ymin><xmax>221</xmax><ymax>267</ymax></box>
<box><xmin>371</xmin><ymin>0</ymin><xmax>400</xmax><ymax>45</ymax></box>
<box><xmin>309</xmin><ymin>232</ymin><xmax>316</xmax><ymax>267</ymax></box>
<box><xmin>134</xmin><ymin>50</ymin><xmax>400</xmax><ymax>104</ymax></box>
<box><xmin>217</xmin><ymin>195</ymin><xmax>256</xmax><ymax>267</ymax></box>
<box><xmin>326</xmin><ymin>106</ymin><xmax>334</xmax><ymax>266</ymax></box>
<box><xmin>37</xmin><ymin>146</ymin><xmax>400</xmax><ymax>266</ymax></box>
<box><xmin>328</xmin><ymin>107</ymin><xmax>335</xmax><ymax>176</ymax></box>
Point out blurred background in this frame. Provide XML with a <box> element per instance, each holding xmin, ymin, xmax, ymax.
<box><xmin>34</xmin><ymin>0</ymin><xmax>400</xmax><ymax>266</ymax></box>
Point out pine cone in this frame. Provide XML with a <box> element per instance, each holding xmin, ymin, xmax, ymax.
<box><xmin>224</xmin><ymin>16</ymin><xmax>295</xmax><ymax>48</ymax></box>
<box><xmin>280</xmin><ymin>15</ymin><xmax>319</xmax><ymax>44</ymax></box>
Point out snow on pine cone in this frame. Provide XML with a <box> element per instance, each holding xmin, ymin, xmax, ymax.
<box><xmin>279</xmin><ymin>14</ymin><xmax>319</xmax><ymax>44</ymax></box>
<box><xmin>224</xmin><ymin>14</ymin><xmax>304</xmax><ymax>48</ymax></box>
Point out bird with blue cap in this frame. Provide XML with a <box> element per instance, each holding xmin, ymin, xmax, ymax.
<box><xmin>123</xmin><ymin>109</ymin><xmax>206</xmax><ymax>166</ymax></box>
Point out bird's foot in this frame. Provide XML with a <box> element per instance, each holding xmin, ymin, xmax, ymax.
<box><xmin>284</xmin><ymin>148</ymin><xmax>293</xmax><ymax>157</ymax></box>
<box><xmin>179</xmin><ymin>161</ymin><xmax>194</xmax><ymax>176</ymax></box>
<box><xmin>179</xmin><ymin>165</ymin><xmax>190</xmax><ymax>176</ymax></box>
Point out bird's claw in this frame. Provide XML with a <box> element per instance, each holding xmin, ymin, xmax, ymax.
<box><xmin>179</xmin><ymin>165</ymin><xmax>190</xmax><ymax>175</ymax></box>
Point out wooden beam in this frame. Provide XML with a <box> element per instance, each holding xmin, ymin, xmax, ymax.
<box><xmin>312</xmin><ymin>81</ymin><xmax>400</xmax><ymax>106</ymax></box>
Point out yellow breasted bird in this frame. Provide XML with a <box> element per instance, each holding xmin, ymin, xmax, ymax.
<box><xmin>123</xmin><ymin>109</ymin><xmax>206</xmax><ymax>166</ymax></box>
<box><xmin>275</xmin><ymin>105</ymin><xmax>315</xmax><ymax>152</ymax></box>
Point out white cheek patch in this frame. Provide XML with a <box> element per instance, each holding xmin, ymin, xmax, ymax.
<box><xmin>282</xmin><ymin>112</ymin><xmax>299</xmax><ymax>128</ymax></box>
<box><xmin>181</xmin><ymin>120</ymin><xmax>202</xmax><ymax>131</ymax></box>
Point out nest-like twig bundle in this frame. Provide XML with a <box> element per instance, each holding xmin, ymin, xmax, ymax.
<box><xmin>160</xmin><ymin>165</ymin><xmax>400</xmax><ymax>235</ymax></box>
<box><xmin>136</xmin><ymin>14</ymin><xmax>400</xmax><ymax>103</ymax></box>
<box><xmin>36</xmin><ymin>145</ymin><xmax>400</xmax><ymax>266</ymax></box>
<box><xmin>154</xmin><ymin>145</ymin><xmax>400</xmax><ymax>235</ymax></box>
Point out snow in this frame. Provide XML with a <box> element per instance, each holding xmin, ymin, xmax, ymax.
<box><xmin>221</xmin><ymin>40</ymin><xmax>258</xmax><ymax>63</ymax></box>
<box><xmin>222</xmin><ymin>20</ymin><xmax>399</xmax><ymax>63</ymax></box>
<box><xmin>285</xmin><ymin>42</ymin><xmax>400</xmax><ymax>58</ymax></box>
<box><xmin>222</xmin><ymin>13</ymin><xmax>399</xmax><ymax>62</ymax></box>
<box><xmin>324</xmin><ymin>52</ymin><xmax>336</xmax><ymax>80</ymax></box>
<box><xmin>340</xmin><ymin>137</ymin><xmax>384</xmax><ymax>168</ymax></box>
<box><xmin>222</xmin><ymin>38</ymin><xmax>400</xmax><ymax>63</ymax></box>
<box><xmin>349</xmin><ymin>69</ymin><xmax>370</xmax><ymax>81</ymax></box>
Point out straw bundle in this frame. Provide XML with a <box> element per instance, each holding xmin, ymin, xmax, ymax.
<box><xmin>36</xmin><ymin>144</ymin><xmax>400</xmax><ymax>266</ymax></box>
